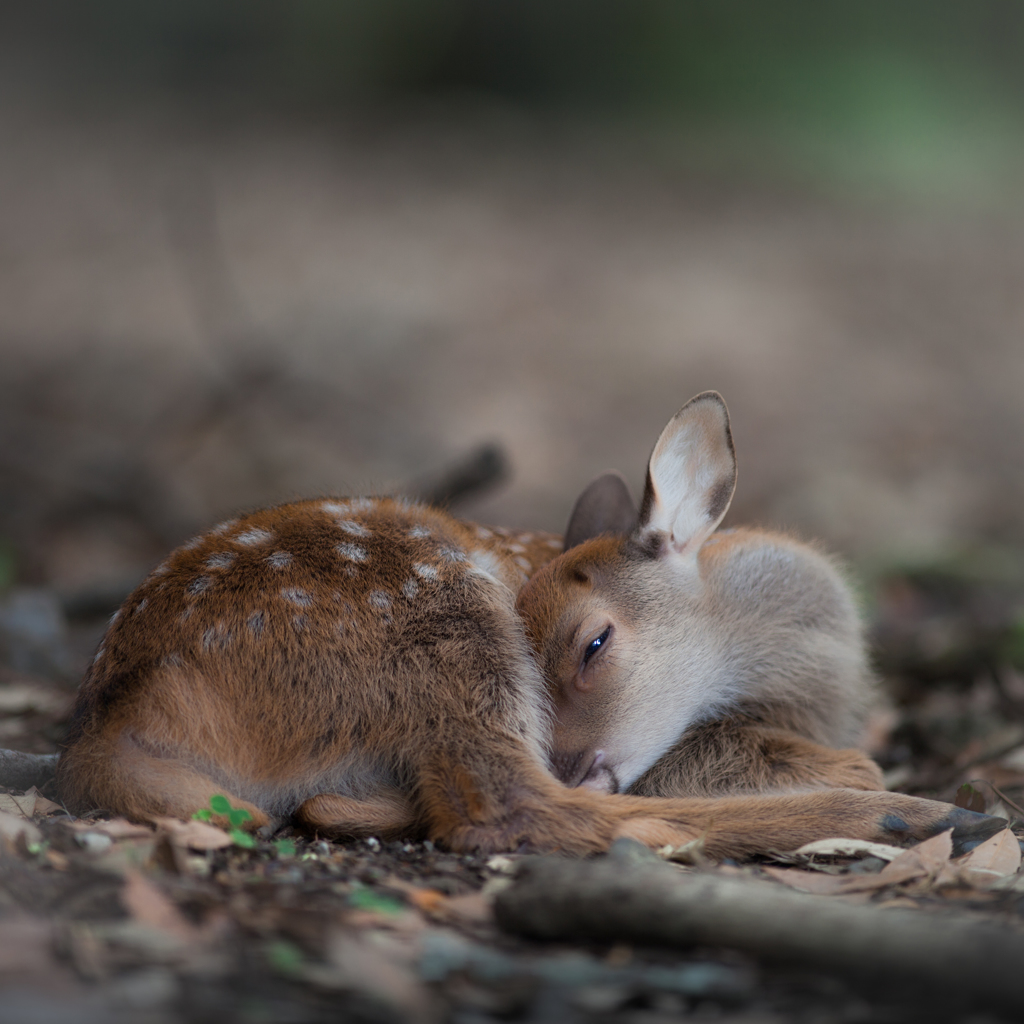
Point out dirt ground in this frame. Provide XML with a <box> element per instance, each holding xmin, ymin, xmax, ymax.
<box><xmin>2</xmin><ymin>96</ymin><xmax>1024</xmax><ymax>1022</ymax></box>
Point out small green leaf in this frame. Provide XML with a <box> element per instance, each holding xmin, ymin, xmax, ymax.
<box><xmin>266</xmin><ymin>939</ymin><xmax>304</xmax><ymax>976</ymax></box>
<box><xmin>273</xmin><ymin>838</ymin><xmax>296</xmax><ymax>858</ymax></box>
<box><xmin>347</xmin><ymin>889</ymin><xmax>405</xmax><ymax>916</ymax></box>
<box><xmin>209</xmin><ymin>794</ymin><xmax>232</xmax><ymax>815</ymax></box>
<box><xmin>192</xmin><ymin>808</ymin><xmax>213</xmax><ymax>822</ymax></box>
<box><xmin>228</xmin><ymin>807</ymin><xmax>252</xmax><ymax>827</ymax></box>
<box><xmin>230</xmin><ymin>828</ymin><xmax>256</xmax><ymax>849</ymax></box>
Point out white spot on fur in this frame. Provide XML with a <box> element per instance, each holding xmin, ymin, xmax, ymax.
<box><xmin>438</xmin><ymin>546</ymin><xmax>467</xmax><ymax>563</ymax></box>
<box><xmin>413</xmin><ymin>563</ymin><xmax>438</xmax><ymax>580</ymax></box>
<box><xmin>545</xmin><ymin>538</ymin><xmax>562</xmax><ymax>549</ymax></box>
<box><xmin>321</xmin><ymin>501</ymin><xmax>351</xmax><ymax>515</ymax></box>
<box><xmin>514</xmin><ymin>556</ymin><xmax>532</xmax><ymax>571</ymax></box>
<box><xmin>349</xmin><ymin>497</ymin><xmax>374</xmax><ymax>512</ymax></box>
<box><xmin>179</xmin><ymin>607</ymin><xmax>193</xmax><ymax>624</ymax></box>
<box><xmin>206</xmin><ymin>552</ymin><xmax>236</xmax><ymax>570</ymax></box>
<box><xmin>367</xmin><ymin>590</ymin><xmax>392</xmax><ymax>610</ymax></box>
<box><xmin>248</xmin><ymin>610</ymin><xmax>265</xmax><ymax>635</ymax></box>
<box><xmin>161</xmin><ymin>652</ymin><xmax>183</xmax><ymax>668</ymax></box>
<box><xmin>507</xmin><ymin>543</ymin><xmax>526</xmax><ymax>554</ymax></box>
<box><xmin>235</xmin><ymin>528</ymin><xmax>274</xmax><ymax>547</ymax></box>
<box><xmin>109</xmin><ymin>609</ymin><xmax>121</xmax><ymax>624</ymax></box>
<box><xmin>152</xmin><ymin>562</ymin><xmax>170</xmax><ymax>576</ymax></box>
<box><xmin>93</xmin><ymin>645</ymin><xmax>105</xmax><ymax>664</ymax></box>
<box><xmin>517</xmin><ymin>533</ymin><xmax>534</xmax><ymax>543</ymax></box>
<box><xmin>467</xmin><ymin>548</ymin><xmax>507</xmax><ymax>586</ymax></box>
<box><xmin>336</xmin><ymin>543</ymin><xmax>368</xmax><ymax>563</ymax></box>
<box><xmin>134</xmin><ymin>599</ymin><xmax>148</xmax><ymax>615</ymax></box>
<box><xmin>292</xmin><ymin>614</ymin><xmax>308</xmax><ymax>632</ymax></box>
<box><xmin>211</xmin><ymin>519</ymin><xmax>238</xmax><ymax>536</ymax></box>
<box><xmin>408</xmin><ymin>525</ymin><xmax>432</xmax><ymax>540</ymax></box>
<box><xmin>281</xmin><ymin>587</ymin><xmax>313</xmax><ymax>607</ymax></box>
<box><xmin>336</xmin><ymin>519</ymin><xmax>371</xmax><ymax>538</ymax></box>
<box><xmin>186</xmin><ymin>576</ymin><xmax>212</xmax><ymax>595</ymax></box>
<box><xmin>267</xmin><ymin>551</ymin><xmax>293</xmax><ymax>569</ymax></box>
<box><xmin>182</xmin><ymin>536</ymin><xmax>204</xmax><ymax>550</ymax></box>
<box><xmin>344</xmin><ymin>564</ymin><xmax>360</xmax><ymax>578</ymax></box>
<box><xmin>402</xmin><ymin>578</ymin><xmax>419</xmax><ymax>600</ymax></box>
<box><xmin>475</xmin><ymin>526</ymin><xmax>493</xmax><ymax>540</ymax></box>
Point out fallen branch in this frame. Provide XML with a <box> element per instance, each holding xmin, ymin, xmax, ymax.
<box><xmin>494</xmin><ymin>841</ymin><xmax>1024</xmax><ymax>1010</ymax></box>
<box><xmin>0</xmin><ymin>749</ymin><xmax>59</xmax><ymax>792</ymax></box>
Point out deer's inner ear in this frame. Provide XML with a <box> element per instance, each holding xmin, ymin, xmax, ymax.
<box><xmin>636</xmin><ymin>391</ymin><xmax>737</xmax><ymax>558</ymax></box>
<box><xmin>563</xmin><ymin>472</ymin><xmax>638</xmax><ymax>552</ymax></box>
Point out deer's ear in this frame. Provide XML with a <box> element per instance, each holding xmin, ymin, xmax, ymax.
<box><xmin>636</xmin><ymin>392</ymin><xmax>736</xmax><ymax>559</ymax></box>
<box><xmin>563</xmin><ymin>472</ymin><xmax>638</xmax><ymax>552</ymax></box>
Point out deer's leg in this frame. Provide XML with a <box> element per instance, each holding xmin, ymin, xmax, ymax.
<box><xmin>295</xmin><ymin>790</ymin><xmax>421</xmax><ymax>841</ymax></box>
<box><xmin>58</xmin><ymin>730</ymin><xmax>270</xmax><ymax>829</ymax></box>
<box><xmin>628</xmin><ymin>718</ymin><xmax>884</xmax><ymax>799</ymax></box>
<box><xmin>412</xmin><ymin>730</ymin><xmax>1003</xmax><ymax>858</ymax></box>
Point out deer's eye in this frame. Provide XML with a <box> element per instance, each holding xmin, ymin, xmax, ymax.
<box><xmin>582</xmin><ymin>627</ymin><xmax>611</xmax><ymax>667</ymax></box>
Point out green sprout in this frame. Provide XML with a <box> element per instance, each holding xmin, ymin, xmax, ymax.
<box><xmin>193</xmin><ymin>794</ymin><xmax>255</xmax><ymax>848</ymax></box>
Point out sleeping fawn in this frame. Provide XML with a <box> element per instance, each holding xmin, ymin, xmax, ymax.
<box><xmin>58</xmin><ymin>399</ymin><xmax>1001</xmax><ymax>857</ymax></box>
<box><xmin>516</xmin><ymin>392</ymin><xmax>1007</xmax><ymax>853</ymax></box>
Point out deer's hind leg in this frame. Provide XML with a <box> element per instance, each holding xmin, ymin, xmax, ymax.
<box><xmin>58</xmin><ymin>729</ymin><xmax>270</xmax><ymax>829</ymax></box>
<box><xmin>628</xmin><ymin>718</ymin><xmax>884</xmax><ymax>799</ymax></box>
<box><xmin>295</xmin><ymin>790</ymin><xmax>422</xmax><ymax>841</ymax></box>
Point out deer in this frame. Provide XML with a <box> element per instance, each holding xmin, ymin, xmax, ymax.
<box><xmin>515</xmin><ymin>391</ymin><xmax>1005</xmax><ymax>854</ymax></box>
<box><xmin>56</xmin><ymin>403</ymin><xmax>1003</xmax><ymax>858</ymax></box>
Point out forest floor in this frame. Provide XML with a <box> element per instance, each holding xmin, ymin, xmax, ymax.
<box><xmin>1</xmin><ymin>551</ymin><xmax>1024</xmax><ymax>1024</ymax></box>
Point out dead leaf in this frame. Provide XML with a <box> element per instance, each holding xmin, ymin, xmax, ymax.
<box><xmin>0</xmin><ymin>792</ymin><xmax>35</xmax><ymax>818</ymax></box>
<box><xmin>938</xmin><ymin>828</ymin><xmax>1023</xmax><ymax>889</ymax></box>
<box><xmin>958</xmin><ymin>828</ymin><xmax>1021</xmax><ymax>876</ymax></box>
<box><xmin>120</xmin><ymin>870</ymin><xmax>198</xmax><ymax>944</ymax></box>
<box><xmin>67</xmin><ymin>817</ymin><xmax>153</xmax><ymax>841</ymax></box>
<box><xmin>23</xmin><ymin>787</ymin><xmax>62</xmax><ymax>815</ymax></box>
<box><xmin>794</xmin><ymin>838</ymin><xmax>904</xmax><ymax>861</ymax></box>
<box><xmin>766</xmin><ymin>830</ymin><xmax>955</xmax><ymax>896</ymax></box>
<box><xmin>153</xmin><ymin>816</ymin><xmax>232</xmax><ymax>851</ymax></box>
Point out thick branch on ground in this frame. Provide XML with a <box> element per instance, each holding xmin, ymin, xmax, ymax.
<box><xmin>494</xmin><ymin>842</ymin><xmax>1024</xmax><ymax>1010</ymax></box>
<box><xmin>0</xmin><ymin>749</ymin><xmax>58</xmax><ymax>791</ymax></box>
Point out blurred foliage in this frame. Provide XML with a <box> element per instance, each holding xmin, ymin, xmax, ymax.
<box><xmin>15</xmin><ymin>1</ymin><xmax>1023</xmax><ymax>115</ymax></box>
<box><xmin>10</xmin><ymin>1</ymin><xmax>1023</xmax><ymax>201</ymax></box>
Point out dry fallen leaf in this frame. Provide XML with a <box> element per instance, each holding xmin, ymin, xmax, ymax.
<box><xmin>764</xmin><ymin>830</ymin><xmax>954</xmax><ymax>896</ymax></box>
<box><xmin>67</xmin><ymin>818</ymin><xmax>153</xmax><ymax>841</ymax></box>
<box><xmin>153</xmin><ymin>816</ymin><xmax>233</xmax><ymax>851</ymax></box>
<box><xmin>936</xmin><ymin>828</ymin><xmax>1022</xmax><ymax>889</ymax></box>
<box><xmin>120</xmin><ymin>870</ymin><xmax>199</xmax><ymax>944</ymax></box>
<box><xmin>0</xmin><ymin>792</ymin><xmax>36</xmax><ymax>818</ymax></box>
<box><xmin>794</xmin><ymin>838</ymin><xmax>904</xmax><ymax>861</ymax></box>
<box><xmin>23</xmin><ymin>787</ymin><xmax>62</xmax><ymax>815</ymax></box>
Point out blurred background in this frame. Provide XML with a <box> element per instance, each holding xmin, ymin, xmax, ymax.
<box><xmin>3</xmin><ymin>2</ymin><xmax>1024</xmax><ymax>733</ymax></box>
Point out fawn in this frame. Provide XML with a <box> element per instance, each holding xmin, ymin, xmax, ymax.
<box><xmin>517</xmin><ymin>391</ymin><xmax>882</xmax><ymax>801</ymax></box>
<box><xmin>58</xmin><ymin>403</ymin><xmax>1000</xmax><ymax>857</ymax></box>
<box><xmin>516</xmin><ymin>392</ymin><xmax>1003</xmax><ymax>854</ymax></box>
